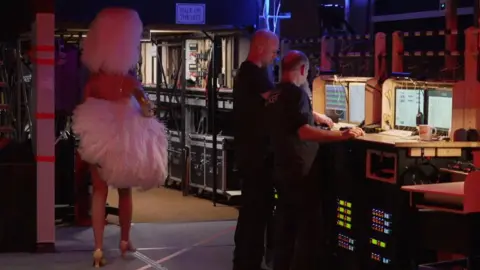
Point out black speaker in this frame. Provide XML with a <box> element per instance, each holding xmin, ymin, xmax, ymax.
<box><xmin>0</xmin><ymin>141</ymin><xmax>36</xmax><ymax>252</ymax></box>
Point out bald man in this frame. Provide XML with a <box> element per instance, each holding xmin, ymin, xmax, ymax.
<box><xmin>267</xmin><ymin>51</ymin><xmax>364</xmax><ymax>270</ymax></box>
<box><xmin>232</xmin><ymin>29</ymin><xmax>279</xmax><ymax>270</ymax></box>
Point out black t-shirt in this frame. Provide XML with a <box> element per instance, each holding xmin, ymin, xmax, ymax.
<box><xmin>233</xmin><ymin>61</ymin><xmax>274</xmax><ymax>168</ymax></box>
<box><xmin>267</xmin><ymin>82</ymin><xmax>319</xmax><ymax>181</ymax></box>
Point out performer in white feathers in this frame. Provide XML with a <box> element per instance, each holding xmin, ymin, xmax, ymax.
<box><xmin>71</xmin><ymin>8</ymin><xmax>168</xmax><ymax>267</ymax></box>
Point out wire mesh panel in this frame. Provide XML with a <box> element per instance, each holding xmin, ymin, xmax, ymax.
<box><xmin>377</xmin><ymin>14</ymin><xmax>473</xmax><ymax>81</ymax></box>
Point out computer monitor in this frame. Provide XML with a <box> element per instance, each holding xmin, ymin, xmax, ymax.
<box><xmin>394</xmin><ymin>88</ymin><xmax>425</xmax><ymax>129</ymax></box>
<box><xmin>426</xmin><ymin>89</ymin><xmax>453</xmax><ymax>131</ymax></box>
<box><xmin>325</xmin><ymin>83</ymin><xmax>347</xmax><ymax>121</ymax></box>
<box><xmin>348</xmin><ymin>83</ymin><xmax>366</xmax><ymax>124</ymax></box>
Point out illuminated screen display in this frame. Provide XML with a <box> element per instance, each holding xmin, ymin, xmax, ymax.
<box><xmin>394</xmin><ymin>89</ymin><xmax>424</xmax><ymax>128</ymax></box>
<box><xmin>348</xmin><ymin>83</ymin><xmax>366</xmax><ymax>124</ymax></box>
<box><xmin>337</xmin><ymin>199</ymin><xmax>355</xmax><ymax>251</ymax></box>
<box><xmin>427</xmin><ymin>89</ymin><xmax>452</xmax><ymax>131</ymax></box>
<box><xmin>326</xmin><ymin>84</ymin><xmax>347</xmax><ymax>121</ymax></box>
<box><xmin>369</xmin><ymin>208</ymin><xmax>393</xmax><ymax>265</ymax></box>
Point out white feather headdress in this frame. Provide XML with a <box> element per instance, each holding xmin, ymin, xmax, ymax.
<box><xmin>81</xmin><ymin>8</ymin><xmax>143</xmax><ymax>75</ymax></box>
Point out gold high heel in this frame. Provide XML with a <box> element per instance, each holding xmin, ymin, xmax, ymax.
<box><xmin>120</xmin><ymin>240</ymin><xmax>136</xmax><ymax>257</ymax></box>
<box><xmin>92</xmin><ymin>249</ymin><xmax>106</xmax><ymax>268</ymax></box>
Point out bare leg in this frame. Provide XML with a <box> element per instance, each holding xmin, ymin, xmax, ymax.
<box><xmin>91</xmin><ymin>166</ymin><xmax>109</xmax><ymax>250</ymax></box>
<box><xmin>118</xmin><ymin>188</ymin><xmax>133</xmax><ymax>242</ymax></box>
<box><xmin>118</xmin><ymin>188</ymin><xmax>135</xmax><ymax>256</ymax></box>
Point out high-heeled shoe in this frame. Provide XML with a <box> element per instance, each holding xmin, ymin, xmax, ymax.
<box><xmin>92</xmin><ymin>249</ymin><xmax>106</xmax><ymax>268</ymax></box>
<box><xmin>120</xmin><ymin>240</ymin><xmax>136</xmax><ymax>257</ymax></box>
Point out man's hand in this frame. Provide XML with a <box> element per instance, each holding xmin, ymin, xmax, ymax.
<box><xmin>313</xmin><ymin>112</ymin><xmax>334</xmax><ymax>128</ymax></box>
<box><xmin>341</xmin><ymin>127</ymin><xmax>365</xmax><ymax>139</ymax></box>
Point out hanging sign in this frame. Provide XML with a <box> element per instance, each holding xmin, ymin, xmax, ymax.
<box><xmin>175</xmin><ymin>3</ymin><xmax>206</xmax><ymax>25</ymax></box>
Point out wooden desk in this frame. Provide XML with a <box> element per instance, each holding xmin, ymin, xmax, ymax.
<box><xmin>401</xmin><ymin>179</ymin><xmax>480</xmax><ymax>270</ymax></box>
<box><xmin>402</xmin><ymin>182</ymin><xmax>464</xmax><ymax>197</ymax></box>
<box><xmin>358</xmin><ymin>134</ymin><xmax>480</xmax><ymax>148</ymax></box>
<box><xmin>358</xmin><ymin>134</ymin><xmax>480</xmax><ymax>157</ymax></box>
<box><xmin>357</xmin><ymin>133</ymin><xmax>415</xmax><ymax>145</ymax></box>
<box><xmin>322</xmin><ymin>134</ymin><xmax>479</xmax><ymax>268</ymax></box>
<box><xmin>402</xmin><ymin>183</ymin><xmax>465</xmax><ymax>213</ymax></box>
<box><xmin>402</xmin><ymin>170</ymin><xmax>480</xmax><ymax>214</ymax></box>
<box><xmin>395</xmin><ymin>141</ymin><xmax>480</xmax><ymax>148</ymax></box>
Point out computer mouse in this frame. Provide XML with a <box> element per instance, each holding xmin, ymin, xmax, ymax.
<box><xmin>317</xmin><ymin>123</ymin><xmax>331</xmax><ymax>130</ymax></box>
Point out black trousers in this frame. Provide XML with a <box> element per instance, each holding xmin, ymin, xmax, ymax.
<box><xmin>273</xmin><ymin>178</ymin><xmax>325</xmax><ymax>270</ymax></box>
<box><xmin>233</xmin><ymin>165</ymin><xmax>274</xmax><ymax>270</ymax></box>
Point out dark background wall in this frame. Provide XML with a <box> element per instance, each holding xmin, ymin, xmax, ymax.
<box><xmin>279</xmin><ymin>0</ymin><xmax>322</xmax><ymax>38</ymax></box>
<box><xmin>278</xmin><ymin>0</ymin><xmax>474</xmax><ymax>38</ymax></box>
<box><xmin>280</xmin><ymin>0</ymin><xmax>370</xmax><ymax>38</ymax></box>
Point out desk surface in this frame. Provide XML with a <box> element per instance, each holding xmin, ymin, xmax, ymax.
<box><xmin>357</xmin><ymin>134</ymin><xmax>480</xmax><ymax>148</ymax></box>
<box><xmin>395</xmin><ymin>141</ymin><xmax>480</xmax><ymax>148</ymax></box>
<box><xmin>357</xmin><ymin>134</ymin><xmax>415</xmax><ymax>145</ymax></box>
<box><xmin>401</xmin><ymin>182</ymin><xmax>464</xmax><ymax>197</ymax></box>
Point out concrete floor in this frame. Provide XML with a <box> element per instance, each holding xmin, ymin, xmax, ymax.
<box><xmin>0</xmin><ymin>221</ymin><xmax>237</xmax><ymax>270</ymax></box>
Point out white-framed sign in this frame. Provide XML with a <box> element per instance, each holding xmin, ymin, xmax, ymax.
<box><xmin>176</xmin><ymin>3</ymin><xmax>206</xmax><ymax>25</ymax></box>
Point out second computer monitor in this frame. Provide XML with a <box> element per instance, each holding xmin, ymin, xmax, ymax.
<box><xmin>426</xmin><ymin>89</ymin><xmax>453</xmax><ymax>132</ymax></box>
<box><xmin>349</xmin><ymin>83</ymin><xmax>366</xmax><ymax>124</ymax></box>
<box><xmin>325</xmin><ymin>82</ymin><xmax>366</xmax><ymax>124</ymax></box>
<box><xmin>394</xmin><ymin>88</ymin><xmax>425</xmax><ymax>129</ymax></box>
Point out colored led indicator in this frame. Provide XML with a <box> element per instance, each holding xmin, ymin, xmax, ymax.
<box><xmin>338</xmin><ymin>233</ymin><xmax>355</xmax><ymax>251</ymax></box>
<box><xmin>370</xmin><ymin>238</ymin><xmax>387</xmax><ymax>248</ymax></box>
<box><xmin>371</xmin><ymin>252</ymin><xmax>391</xmax><ymax>264</ymax></box>
<box><xmin>336</xmin><ymin>199</ymin><xmax>353</xmax><ymax>230</ymax></box>
<box><xmin>371</xmin><ymin>209</ymin><xmax>392</xmax><ymax>235</ymax></box>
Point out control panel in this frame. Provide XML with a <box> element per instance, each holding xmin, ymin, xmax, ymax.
<box><xmin>369</xmin><ymin>208</ymin><xmax>393</xmax><ymax>266</ymax></box>
<box><xmin>336</xmin><ymin>198</ymin><xmax>355</xmax><ymax>251</ymax></box>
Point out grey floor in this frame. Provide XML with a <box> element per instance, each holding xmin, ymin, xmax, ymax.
<box><xmin>0</xmin><ymin>220</ymin><xmax>237</xmax><ymax>270</ymax></box>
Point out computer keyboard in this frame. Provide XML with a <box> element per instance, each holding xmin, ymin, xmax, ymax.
<box><xmin>380</xmin><ymin>129</ymin><xmax>414</xmax><ymax>137</ymax></box>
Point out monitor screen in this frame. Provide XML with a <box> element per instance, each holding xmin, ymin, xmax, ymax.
<box><xmin>394</xmin><ymin>88</ymin><xmax>424</xmax><ymax>128</ymax></box>
<box><xmin>325</xmin><ymin>84</ymin><xmax>347</xmax><ymax>121</ymax></box>
<box><xmin>348</xmin><ymin>83</ymin><xmax>366</xmax><ymax>124</ymax></box>
<box><xmin>427</xmin><ymin>89</ymin><xmax>453</xmax><ymax>131</ymax></box>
